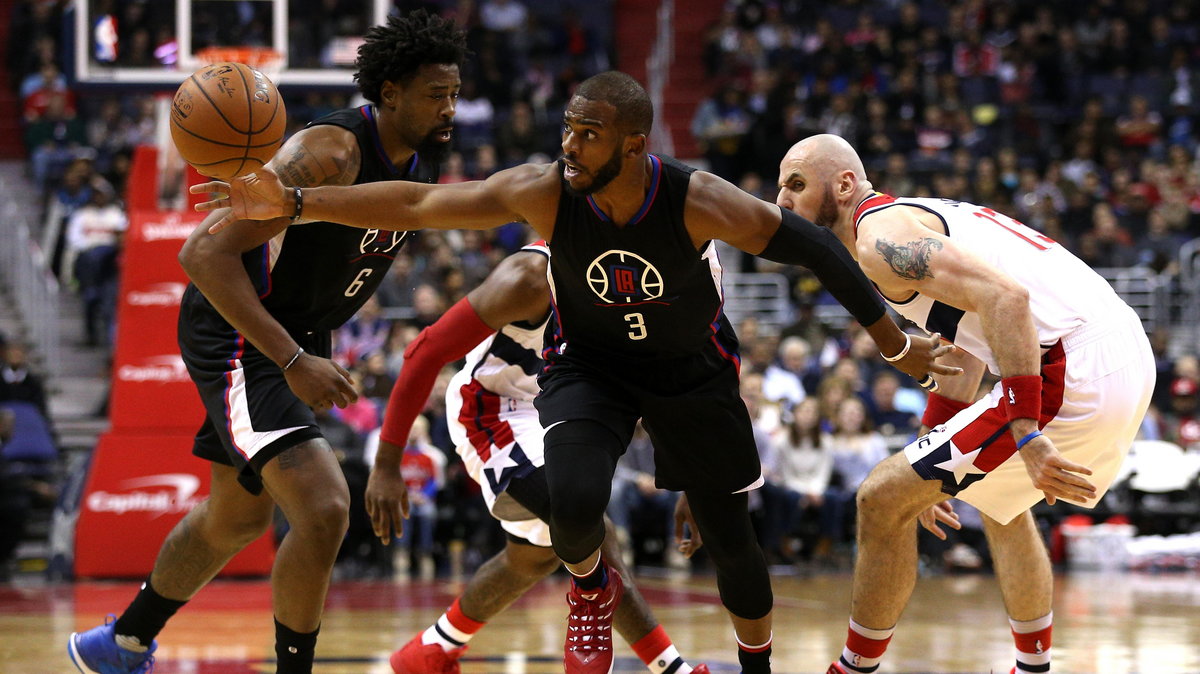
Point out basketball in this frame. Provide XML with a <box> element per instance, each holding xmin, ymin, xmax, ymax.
<box><xmin>169</xmin><ymin>62</ymin><xmax>287</xmax><ymax>181</ymax></box>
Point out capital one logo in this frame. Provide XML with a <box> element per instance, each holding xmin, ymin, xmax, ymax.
<box><xmin>586</xmin><ymin>250</ymin><xmax>664</xmax><ymax>303</ymax></box>
<box><xmin>126</xmin><ymin>282</ymin><xmax>185</xmax><ymax>307</ymax></box>
<box><xmin>116</xmin><ymin>355</ymin><xmax>190</xmax><ymax>383</ymax></box>
<box><xmin>86</xmin><ymin>473</ymin><xmax>205</xmax><ymax>518</ymax></box>
<box><xmin>360</xmin><ymin>229</ymin><xmax>408</xmax><ymax>254</ymax></box>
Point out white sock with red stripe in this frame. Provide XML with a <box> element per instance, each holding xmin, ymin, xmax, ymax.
<box><xmin>631</xmin><ymin>625</ymin><xmax>692</xmax><ymax>674</ymax></box>
<box><xmin>1010</xmin><ymin>612</ymin><xmax>1052</xmax><ymax>673</ymax></box>
<box><xmin>839</xmin><ymin>619</ymin><xmax>894</xmax><ymax>673</ymax></box>
<box><xmin>421</xmin><ymin>598</ymin><xmax>485</xmax><ymax>652</ymax></box>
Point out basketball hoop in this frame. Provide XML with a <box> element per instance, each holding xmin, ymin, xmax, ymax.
<box><xmin>194</xmin><ymin>46</ymin><xmax>284</xmax><ymax>77</ymax></box>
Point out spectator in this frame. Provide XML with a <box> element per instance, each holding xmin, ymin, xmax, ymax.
<box><xmin>865</xmin><ymin>370</ymin><xmax>919</xmax><ymax>440</ymax></box>
<box><xmin>0</xmin><ymin>409</ymin><xmax>31</xmax><ymax>581</ymax></box>
<box><xmin>1166</xmin><ymin>374</ymin><xmax>1200</xmax><ymax>450</ymax></box>
<box><xmin>66</xmin><ymin>188</ymin><xmax>126</xmax><ymax>348</ymax></box>
<box><xmin>763</xmin><ymin>398</ymin><xmax>837</xmax><ymax>564</ymax></box>
<box><xmin>479</xmin><ymin>0</ymin><xmax>528</xmax><ymax>34</ymax></box>
<box><xmin>335</xmin><ymin>296</ymin><xmax>390</xmax><ymax>366</ymax></box>
<box><xmin>762</xmin><ymin>335</ymin><xmax>810</xmax><ymax>410</ymax></box>
<box><xmin>608</xmin><ymin>422</ymin><xmax>680</xmax><ymax>567</ymax></box>
<box><xmin>393</xmin><ymin>415</ymin><xmax>445</xmax><ymax>577</ymax></box>
<box><xmin>357</xmin><ymin>351</ymin><xmax>396</xmax><ymax>404</ymax></box>
<box><xmin>825</xmin><ymin>397</ymin><xmax>889</xmax><ymax>546</ymax></box>
<box><xmin>0</xmin><ymin>343</ymin><xmax>49</xmax><ymax>420</ymax></box>
<box><xmin>495</xmin><ymin>101</ymin><xmax>541</xmax><ymax>168</ymax></box>
<box><xmin>691</xmin><ymin>85</ymin><xmax>753</xmax><ymax>181</ymax></box>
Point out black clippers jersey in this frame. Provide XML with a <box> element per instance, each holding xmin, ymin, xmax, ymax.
<box><xmin>182</xmin><ymin>105</ymin><xmax>438</xmax><ymax>337</ymax></box>
<box><xmin>546</xmin><ymin>155</ymin><xmax>738</xmax><ymax>362</ymax></box>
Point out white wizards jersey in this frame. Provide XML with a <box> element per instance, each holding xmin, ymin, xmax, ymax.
<box><xmin>855</xmin><ymin>194</ymin><xmax>1133</xmax><ymax>375</ymax></box>
<box><xmin>456</xmin><ymin>242</ymin><xmax>551</xmax><ymax>402</ymax></box>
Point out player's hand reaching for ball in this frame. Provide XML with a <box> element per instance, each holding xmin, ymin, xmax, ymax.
<box><xmin>191</xmin><ymin>167</ymin><xmax>291</xmax><ymax>233</ymax></box>
<box><xmin>282</xmin><ymin>351</ymin><xmax>359</xmax><ymax>410</ymax></box>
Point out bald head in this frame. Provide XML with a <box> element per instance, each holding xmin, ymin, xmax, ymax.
<box><xmin>783</xmin><ymin>134</ymin><xmax>867</xmax><ymax>183</ymax></box>
<box><xmin>776</xmin><ymin>133</ymin><xmax>872</xmax><ymax>233</ymax></box>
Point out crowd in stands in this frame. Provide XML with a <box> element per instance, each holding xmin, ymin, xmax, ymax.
<box><xmin>4</xmin><ymin>0</ymin><xmax>1200</xmax><ymax>579</ymax></box>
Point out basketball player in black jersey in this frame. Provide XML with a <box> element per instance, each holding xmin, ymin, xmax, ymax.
<box><xmin>67</xmin><ymin>12</ymin><xmax>467</xmax><ymax>674</ymax></box>
<box><xmin>196</xmin><ymin>71</ymin><xmax>959</xmax><ymax>674</ymax></box>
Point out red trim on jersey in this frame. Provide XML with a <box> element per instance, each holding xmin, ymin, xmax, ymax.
<box><xmin>456</xmin><ymin>378</ymin><xmax>515</xmax><ymax>462</ymax></box>
<box><xmin>852</xmin><ymin>192</ymin><xmax>897</xmax><ymax>239</ymax></box>
<box><xmin>379</xmin><ymin>297</ymin><xmax>493</xmax><ymax>447</ymax></box>
<box><xmin>708</xmin><ymin>303</ymin><xmax>741</xmax><ymax>374</ymax></box>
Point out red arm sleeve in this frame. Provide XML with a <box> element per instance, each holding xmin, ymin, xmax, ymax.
<box><xmin>378</xmin><ymin>297</ymin><xmax>494</xmax><ymax>447</ymax></box>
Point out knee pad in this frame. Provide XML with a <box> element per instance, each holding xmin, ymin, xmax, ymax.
<box><xmin>543</xmin><ymin>420</ymin><xmax>622</xmax><ymax>563</ymax></box>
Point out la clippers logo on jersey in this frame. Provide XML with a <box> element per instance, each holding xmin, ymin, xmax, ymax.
<box><xmin>359</xmin><ymin>229</ymin><xmax>408</xmax><ymax>255</ymax></box>
<box><xmin>586</xmin><ymin>250</ymin><xmax>664</xmax><ymax>304</ymax></box>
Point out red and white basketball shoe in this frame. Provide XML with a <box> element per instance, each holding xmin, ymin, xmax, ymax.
<box><xmin>563</xmin><ymin>563</ymin><xmax>624</xmax><ymax>674</ymax></box>
<box><xmin>389</xmin><ymin>633</ymin><xmax>466</xmax><ymax>674</ymax></box>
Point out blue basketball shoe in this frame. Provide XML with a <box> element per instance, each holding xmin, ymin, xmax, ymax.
<box><xmin>68</xmin><ymin>615</ymin><xmax>157</xmax><ymax>673</ymax></box>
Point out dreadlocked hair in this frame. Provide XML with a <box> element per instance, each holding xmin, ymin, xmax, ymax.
<box><xmin>354</xmin><ymin>9</ymin><xmax>469</xmax><ymax>103</ymax></box>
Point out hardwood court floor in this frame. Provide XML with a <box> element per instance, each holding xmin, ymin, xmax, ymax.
<box><xmin>2</xmin><ymin>570</ymin><xmax>1198</xmax><ymax>673</ymax></box>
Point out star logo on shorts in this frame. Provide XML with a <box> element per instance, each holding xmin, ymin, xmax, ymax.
<box><xmin>932</xmin><ymin>441</ymin><xmax>987</xmax><ymax>487</ymax></box>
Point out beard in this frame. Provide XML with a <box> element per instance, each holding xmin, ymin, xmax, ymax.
<box><xmin>559</xmin><ymin>147</ymin><xmax>624</xmax><ymax>197</ymax></box>
<box><xmin>415</xmin><ymin>127</ymin><xmax>454</xmax><ymax>165</ymax></box>
<box><xmin>814</xmin><ymin>183</ymin><xmax>839</xmax><ymax>228</ymax></box>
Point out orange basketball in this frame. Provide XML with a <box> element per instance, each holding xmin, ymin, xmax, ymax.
<box><xmin>169</xmin><ymin>62</ymin><xmax>286</xmax><ymax>180</ymax></box>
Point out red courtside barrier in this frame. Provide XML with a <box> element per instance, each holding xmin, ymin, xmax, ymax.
<box><xmin>73</xmin><ymin>434</ymin><xmax>276</xmax><ymax>577</ymax></box>
<box><xmin>74</xmin><ymin>147</ymin><xmax>275</xmax><ymax>577</ymax></box>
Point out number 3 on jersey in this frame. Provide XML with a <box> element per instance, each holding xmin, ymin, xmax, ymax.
<box><xmin>624</xmin><ymin>312</ymin><xmax>647</xmax><ymax>340</ymax></box>
<box><xmin>345</xmin><ymin>268</ymin><xmax>373</xmax><ymax>297</ymax></box>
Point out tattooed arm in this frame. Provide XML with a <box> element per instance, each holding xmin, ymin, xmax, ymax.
<box><xmin>856</xmin><ymin>204</ymin><xmax>1041</xmax><ymax>388</ymax></box>
<box><xmin>177</xmin><ymin>126</ymin><xmax>363</xmax><ymax>408</ymax></box>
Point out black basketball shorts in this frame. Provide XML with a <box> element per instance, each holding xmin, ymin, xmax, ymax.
<box><xmin>180</xmin><ymin>327</ymin><xmax>327</xmax><ymax>495</ymax></box>
<box><xmin>536</xmin><ymin>347</ymin><xmax>763</xmax><ymax>494</ymax></box>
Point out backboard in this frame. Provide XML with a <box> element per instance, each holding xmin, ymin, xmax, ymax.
<box><xmin>75</xmin><ymin>0</ymin><xmax>390</xmax><ymax>88</ymax></box>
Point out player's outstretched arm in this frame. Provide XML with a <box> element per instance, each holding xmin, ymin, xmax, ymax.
<box><xmin>683</xmin><ymin>171</ymin><xmax>960</xmax><ymax>386</ymax></box>
<box><xmin>193</xmin><ymin>162</ymin><xmax>559</xmax><ymax>238</ymax></box>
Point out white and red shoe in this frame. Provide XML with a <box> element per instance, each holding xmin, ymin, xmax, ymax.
<box><xmin>564</xmin><ymin>563</ymin><xmax>624</xmax><ymax>674</ymax></box>
<box><xmin>389</xmin><ymin>633</ymin><xmax>466</xmax><ymax>674</ymax></box>
<box><xmin>827</xmin><ymin>662</ymin><xmax>850</xmax><ymax>674</ymax></box>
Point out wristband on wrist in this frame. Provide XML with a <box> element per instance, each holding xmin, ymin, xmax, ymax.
<box><xmin>291</xmin><ymin>187</ymin><xmax>303</xmax><ymax>222</ymax></box>
<box><xmin>881</xmin><ymin>332</ymin><xmax>912</xmax><ymax>362</ymax></box>
<box><xmin>922</xmin><ymin>392</ymin><xmax>971</xmax><ymax>428</ymax></box>
<box><xmin>282</xmin><ymin>347</ymin><xmax>305</xmax><ymax>372</ymax></box>
<box><xmin>1000</xmin><ymin>374</ymin><xmax>1042</xmax><ymax>421</ymax></box>
<box><xmin>1016</xmin><ymin>429</ymin><xmax>1043</xmax><ymax>450</ymax></box>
